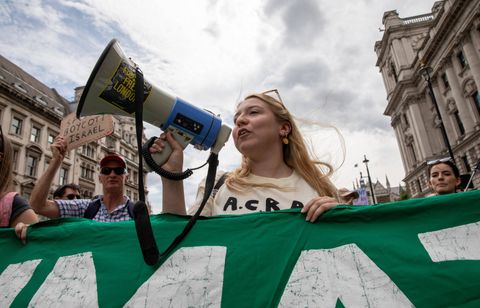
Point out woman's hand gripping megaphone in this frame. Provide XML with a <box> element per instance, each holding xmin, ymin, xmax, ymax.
<box><xmin>149</xmin><ymin>129</ymin><xmax>187</xmax><ymax>173</ymax></box>
<box><xmin>143</xmin><ymin>123</ymin><xmax>231</xmax><ymax>180</ymax></box>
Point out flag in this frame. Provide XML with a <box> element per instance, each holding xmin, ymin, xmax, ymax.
<box><xmin>1</xmin><ymin>191</ymin><xmax>480</xmax><ymax>307</ymax></box>
<box><xmin>353</xmin><ymin>187</ymin><xmax>369</xmax><ymax>205</ymax></box>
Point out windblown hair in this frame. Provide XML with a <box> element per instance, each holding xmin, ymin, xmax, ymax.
<box><xmin>0</xmin><ymin>133</ymin><xmax>14</xmax><ymax>197</ymax></box>
<box><xmin>225</xmin><ymin>91</ymin><xmax>339</xmax><ymax>199</ymax></box>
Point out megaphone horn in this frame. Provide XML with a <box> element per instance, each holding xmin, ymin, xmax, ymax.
<box><xmin>77</xmin><ymin>39</ymin><xmax>231</xmax><ymax>166</ymax></box>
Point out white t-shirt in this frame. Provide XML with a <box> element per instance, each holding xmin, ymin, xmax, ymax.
<box><xmin>188</xmin><ymin>170</ymin><xmax>318</xmax><ymax>216</ymax></box>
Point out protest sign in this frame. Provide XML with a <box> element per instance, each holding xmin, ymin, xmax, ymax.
<box><xmin>60</xmin><ymin>113</ymin><xmax>114</xmax><ymax>150</ymax></box>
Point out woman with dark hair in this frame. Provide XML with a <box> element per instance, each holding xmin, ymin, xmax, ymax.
<box><xmin>152</xmin><ymin>89</ymin><xmax>342</xmax><ymax>222</ymax></box>
<box><xmin>427</xmin><ymin>158</ymin><xmax>461</xmax><ymax>195</ymax></box>
<box><xmin>0</xmin><ymin>126</ymin><xmax>38</xmax><ymax>243</ymax></box>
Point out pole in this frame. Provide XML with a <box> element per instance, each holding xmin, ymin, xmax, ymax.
<box><xmin>363</xmin><ymin>155</ymin><xmax>377</xmax><ymax>204</ymax></box>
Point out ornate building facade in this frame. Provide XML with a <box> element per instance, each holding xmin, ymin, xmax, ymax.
<box><xmin>375</xmin><ymin>0</ymin><xmax>480</xmax><ymax>197</ymax></box>
<box><xmin>0</xmin><ymin>55</ymin><xmax>149</xmax><ymax>204</ymax></box>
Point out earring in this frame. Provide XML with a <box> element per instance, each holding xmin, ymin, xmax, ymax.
<box><xmin>282</xmin><ymin>135</ymin><xmax>289</xmax><ymax>145</ymax></box>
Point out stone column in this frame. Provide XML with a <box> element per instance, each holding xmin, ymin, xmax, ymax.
<box><xmin>407</xmin><ymin>99</ymin><xmax>433</xmax><ymax>160</ymax></box>
<box><xmin>401</xmin><ymin>37</ymin><xmax>415</xmax><ymax>65</ymax></box>
<box><xmin>393</xmin><ymin>123</ymin><xmax>409</xmax><ymax>172</ymax></box>
<box><xmin>381</xmin><ymin>65</ymin><xmax>394</xmax><ymax>94</ymax></box>
<box><xmin>392</xmin><ymin>38</ymin><xmax>407</xmax><ymax>71</ymax></box>
<box><xmin>445</xmin><ymin>61</ymin><xmax>475</xmax><ymax>133</ymax></box>
<box><xmin>469</xmin><ymin>24</ymin><xmax>480</xmax><ymax>53</ymax></box>
<box><xmin>462</xmin><ymin>36</ymin><xmax>480</xmax><ymax>91</ymax></box>
<box><xmin>430</xmin><ymin>79</ymin><xmax>456</xmax><ymax>142</ymax></box>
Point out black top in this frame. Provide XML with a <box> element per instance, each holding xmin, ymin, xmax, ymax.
<box><xmin>9</xmin><ymin>194</ymin><xmax>31</xmax><ymax>226</ymax></box>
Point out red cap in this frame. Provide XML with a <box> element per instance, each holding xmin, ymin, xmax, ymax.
<box><xmin>100</xmin><ymin>153</ymin><xmax>126</xmax><ymax>168</ymax></box>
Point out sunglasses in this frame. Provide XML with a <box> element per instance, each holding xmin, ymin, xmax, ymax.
<box><xmin>262</xmin><ymin>89</ymin><xmax>285</xmax><ymax>105</ymax></box>
<box><xmin>66</xmin><ymin>194</ymin><xmax>81</xmax><ymax>200</ymax></box>
<box><xmin>100</xmin><ymin>166</ymin><xmax>126</xmax><ymax>175</ymax></box>
<box><xmin>427</xmin><ymin>157</ymin><xmax>452</xmax><ymax>165</ymax></box>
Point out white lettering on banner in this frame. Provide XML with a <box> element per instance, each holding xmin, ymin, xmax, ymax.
<box><xmin>124</xmin><ymin>246</ymin><xmax>226</xmax><ymax>308</ymax></box>
<box><xmin>0</xmin><ymin>259</ymin><xmax>41</xmax><ymax>307</ymax></box>
<box><xmin>278</xmin><ymin>244</ymin><xmax>413</xmax><ymax>308</ymax></box>
<box><xmin>418</xmin><ymin>220</ymin><xmax>480</xmax><ymax>262</ymax></box>
<box><xmin>28</xmin><ymin>252</ymin><xmax>98</xmax><ymax>307</ymax></box>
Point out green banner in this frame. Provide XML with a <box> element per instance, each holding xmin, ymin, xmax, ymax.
<box><xmin>1</xmin><ymin>191</ymin><xmax>480</xmax><ymax>307</ymax></box>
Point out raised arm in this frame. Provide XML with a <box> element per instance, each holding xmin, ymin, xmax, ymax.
<box><xmin>149</xmin><ymin>132</ymin><xmax>186</xmax><ymax>215</ymax></box>
<box><xmin>29</xmin><ymin>136</ymin><xmax>67</xmax><ymax>218</ymax></box>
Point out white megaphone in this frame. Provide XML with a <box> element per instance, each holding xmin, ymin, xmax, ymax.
<box><xmin>77</xmin><ymin>39</ymin><xmax>231</xmax><ymax>168</ymax></box>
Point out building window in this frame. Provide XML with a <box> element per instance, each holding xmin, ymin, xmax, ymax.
<box><xmin>461</xmin><ymin>155</ymin><xmax>471</xmax><ymax>173</ymax></box>
<box><xmin>30</xmin><ymin>126</ymin><xmax>41</xmax><ymax>143</ymax></box>
<box><xmin>133</xmin><ymin>171</ymin><xmax>138</xmax><ymax>185</ymax></box>
<box><xmin>12</xmin><ymin>149</ymin><xmax>19</xmax><ymax>172</ymax></box>
<box><xmin>82</xmin><ymin>144</ymin><xmax>95</xmax><ymax>158</ymax></box>
<box><xmin>473</xmin><ymin>91</ymin><xmax>480</xmax><ymax>115</ymax></box>
<box><xmin>80</xmin><ymin>164</ymin><xmax>95</xmax><ymax>181</ymax></box>
<box><xmin>106</xmin><ymin>136</ymin><xmax>116</xmax><ymax>149</ymax></box>
<box><xmin>441</xmin><ymin>73</ymin><xmax>449</xmax><ymax>89</ymax></box>
<box><xmin>417</xmin><ymin>179</ymin><xmax>422</xmax><ymax>192</ymax></box>
<box><xmin>453</xmin><ymin>110</ymin><xmax>465</xmax><ymax>136</ymax></box>
<box><xmin>407</xmin><ymin>143</ymin><xmax>417</xmax><ymax>163</ymax></box>
<box><xmin>82</xmin><ymin>189</ymin><xmax>94</xmax><ymax>199</ymax></box>
<box><xmin>457</xmin><ymin>51</ymin><xmax>468</xmax><ymax>69</ymax></box>
<box><xmin>25</xmin><ymin>155</ymin><xmax>38</xmax><ymax>177</ymax></box>
<box><xmin>10</xmin><ymin>117</ymin><xmax>23</xmax><ymax>135</ymax></box>
<box><xmin>59</xmin><ymin>167</ymin><xmax>68</xmax><ymax>185</ymax></box>
<box><xmin>48</xmin><ymin>133</ymin><xmax>56</xmax><ymax>144</ymax></box>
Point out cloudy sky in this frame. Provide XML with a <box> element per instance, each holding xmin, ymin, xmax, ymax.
<box><xmin>0</xmin><ymin>0</ymin><xmax>435</xmax><ymax>213</ymax></box>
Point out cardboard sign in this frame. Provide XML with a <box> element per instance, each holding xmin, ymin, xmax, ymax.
<box><xmin>60</xmin><ymin>113</ymin><xmax>114</xmax><ymax>150</ymax></box>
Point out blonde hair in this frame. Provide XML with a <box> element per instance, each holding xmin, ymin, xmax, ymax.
<box><xmin>0</xmin><ymin>130</ymin><xmax>14</xmax><ymax>197</ymax></box>
<box><xmin>226</xmin><ymin>91</ymin><xmax>339</xmax><ymax>198</ymax></box>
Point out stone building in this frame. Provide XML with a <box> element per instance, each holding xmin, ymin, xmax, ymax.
<box><xmin>375</xmin><ymin>0</ymin><xmax>480</xmax><ymax>197</ymax></box>
<box><xmin>0</xmin><ymin>54</ymin><xmax>149</xmax><ymax>204</ymax></box>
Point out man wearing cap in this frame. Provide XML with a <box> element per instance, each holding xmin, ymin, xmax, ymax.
<box><xmin>30</xmin><ymin>136</ymin><xmax>134</xmax><ymax>222</ymax></box>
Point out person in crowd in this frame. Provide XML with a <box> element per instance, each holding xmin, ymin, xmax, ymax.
<box><xmin>0</xmin><ymin>126</ymin><xmax>38</xmax><ymax>243</ymax></box>
<box><xmin>338</xmin><ymin>188</ymin><xmax>359</xmax><ymax>205</ymax></box>
<box><xmin>151</xmin><ymin>89</ymin><xmax>341</xmax><ymax>222</ymax></box>
<box><xmin>53</xmin><ymin>183</ymin><xmax>81</xmax><ymax>200</ymax></box>
<box><xmin>428</xmin><ymin>158</ymin><xmax>461</xmax><ymax>195</ymax></box>
<box><xmin>30</xmin><ymin>137</ymin><xmax>134</xmax><ymax>221</ymax></box>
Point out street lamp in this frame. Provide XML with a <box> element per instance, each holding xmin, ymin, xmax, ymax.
<box><xmin>419</xmin><ymin>64</ymin><xmax>455</xmax><ymax>161</ymax></box>
<box><xmin>362</xmin><ymin>155</ymin><xmax>377</xmax><ymax>205</ymax></box>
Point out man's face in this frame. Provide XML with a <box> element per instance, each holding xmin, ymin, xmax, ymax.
<box><xmin>61</xmin><ymin>188</ymin><xmax>81</xmax><ymax>200</ymax></box>
<box><xmin>99</xmin><ymin>162</ymin><xmax>128</xmax><ymax>192</ymax></box>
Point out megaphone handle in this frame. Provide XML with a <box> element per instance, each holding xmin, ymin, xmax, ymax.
<box><xmin>151</xmin><ymin>128</ymin><xmax>191</xmax><ymax>165</ymax></box>
<box><xmin>142</xmin><ymin>135</ymin><xmax>193</xmax><ymax>181</ymax></box>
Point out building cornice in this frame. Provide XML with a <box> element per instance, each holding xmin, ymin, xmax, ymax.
<box><xmin>0</xmin><ymin>84</ymin><xmax>64</xmax><ymax>123</ymax></box>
